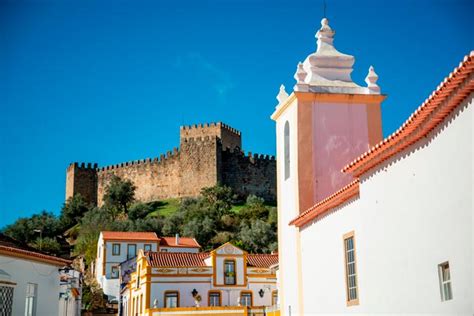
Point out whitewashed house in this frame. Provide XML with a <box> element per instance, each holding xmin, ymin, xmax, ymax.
<box><xmin>272</xmin><ymin>17</ymin><xmax>473</xmax><ymax>315</ymax></box>
<box><xmin>122</xmin><ymin>242</ymin><xmax>278</xmax><ymax>316</ymax></box>
<box><xmin>95</xmin><ymin>231</ymin><xmax>200</xmax><ymax>301</ymax></box>
<box><xmin>0</xmin><ymin>233</ymin><xmax>80</xmax><ymax>316</ymax></box>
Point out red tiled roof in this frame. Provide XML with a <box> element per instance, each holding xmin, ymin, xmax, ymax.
<box><xmin>160</xmin><ymin>237</ymin><xmax>201</xmax><ymax>248</ymax></box>
<box><xmin>0</xmin><ymin>233</ymin><xmax>71</xmax><ymax>266</ymax></box>
<box><xmin>247</xmin><ymin>254</ymin><xmax>279</xmax><ymax>268</ymax></box>
<box><xmin>343</xmin><ymin>51</ymin><xmax>474</xmax><ymax>176</ymax></box>
<box><xmin>101</xmin><ymin>231</ymin><xmax>159</xmax><ymax>241</ymax></box>
<box><xmin>289</xmin><ymin>180</ymin><xmax>360</xmax><ymax>228</ymax></box>
<box><xmin>146</xmin><ymin>252</ymin><xmax>210</xmax><ymax>267</ymax></box>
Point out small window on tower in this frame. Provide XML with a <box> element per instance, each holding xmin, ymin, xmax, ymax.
<box><xmin>284</xmin><ymin>121</ymin><xmax>290</xmax><ymax>180</ymax></box>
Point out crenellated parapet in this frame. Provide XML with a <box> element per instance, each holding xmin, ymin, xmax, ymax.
<box><xmin>65</xmin><ymin>122</ymin><xmax>276</xmax><ymax>206</ymax></box>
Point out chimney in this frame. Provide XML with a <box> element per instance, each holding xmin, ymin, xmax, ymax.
<box><xmin>175</xmin><ymin>233</ymin><xmax>180</xmax><ymax>245</ymax></box>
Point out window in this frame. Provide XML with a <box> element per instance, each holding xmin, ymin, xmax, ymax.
<box><xmin>284</xmin><ymin>121</ymin><xmax>290</xmax><ymax>180</ymax></box>
<box><xmin>144</xmin><ymin>244</ymin><xmax>152</xmax><ymax>252</ymax></box>
<box><xmin>127</xmin><ymin>244</ymin><xmax>137</xmax><ymax>260</ymax></box>
<box><xmin>112</xmin><ymin>243</ymin><xmax>121</xmax><ymax>256</ymax></box>
<box><xmin>164</xmin><ymin>291</ymin><xmax>179</xmax><ymax>308</ymax></box>
<box><xmin>208</xmin><ymin>291</ymin><xmax>221</xmax><ymax>306</ymax></box>
<box><xmin>272</xmin><ymin>290</ymin><xmax>278</xmax><ymax>306</ymax></box>
<box><xmin>343</xmin><ymin>232</ymin><xmax>359</xmax><ymax>306</ymax></box>
<box><xmin>24</xmin><ymin>283</ymin><xmax>37</xmax><ymax>316</ymax></box>
<box><xmin>438</xmin><ymin>262</ymin><xmax>453</xmax><ymax>301</ymax></box>
<box><xmin>140</xmin><ymin>294</ymin><xmax>144</xmax><ymax>313</ymax></box>
<box><xmin>240</xmin><ymin>291</ymin><xmax>252</xmax><ymax>307</ymax></box>
<box><xmin>224</xmin><ymin>260</ymin><xmax>236</xmax><ymax>285</ymax></box>
<box><xmin>161</xmin><ymin>249</ymin><xmax>168</xmax><ymax>252</ymax></box>
<box><xmin>111</xmin><ymin>266</ymin><xmax>119</xmax><ymax>279</ymax></box>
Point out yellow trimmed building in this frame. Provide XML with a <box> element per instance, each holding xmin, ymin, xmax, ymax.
<box><xmin>122</xmin><ymin>242</ymin><xmax>279</xmax><ymax>316</ymax></box>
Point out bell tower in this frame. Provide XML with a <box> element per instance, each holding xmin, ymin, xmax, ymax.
<box><xmin>271</xmin><ymin>18</ymin><xmax>386</xmax><ymax>315</ymax></box>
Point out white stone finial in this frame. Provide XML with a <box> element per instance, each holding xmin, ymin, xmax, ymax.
<box><xmin>365</xmin><ymin>65</ymin><xmax>380</xmax><ymax>94</ymax></box>
<box><xmin>276</xmin><ymin>84</ymin><xmax>289</xmax><ymax>104</ymax></box>
<box><xmin>294</xmin><ymin>62</ymin><xmax>309</xmax><ymax>92</ymax></box>
<box><xmin>316</xmin><ymin>18</ymin><xmax>335</xmax><ymax>49</ymax></box>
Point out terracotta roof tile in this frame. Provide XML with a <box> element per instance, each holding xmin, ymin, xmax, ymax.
<box><xmin>101</xmin><ymin>231</ymin><xmax>159</xmax><ymax>241</ymax></box>
<box><xmin>289</xmin><ymin>180</ymin><xmax>360</xmax><ymax>228</ymax></box>
<box><xmin>343</xmin><ymin>51</ymin><xmax>474</xmax><ymax>176</ymax></box>
<box><xmin>160</xmin><ymin>237</ymin><xmax>201</xmax><ymax>248</ymax></box>
<box><xmin>247</xmin><ymin>254</ymin><xmax>279</xmax><ymax>268</ymax></box>
<box><xmin>146</xmin><ymin>252</ymin><xmax>210</xmax><ymax>267</ymax></box>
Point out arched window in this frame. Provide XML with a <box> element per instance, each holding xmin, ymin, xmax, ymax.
<box><xmin>284</xmin><ymin>121</ymin><xmax>290</xmax><ymax>180</ymax></box>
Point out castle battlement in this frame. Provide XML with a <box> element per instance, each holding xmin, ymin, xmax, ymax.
<box><xmin>66</xmin><ymin>123</ymin><xmax>275</xmax><ymax>205</ymax></box>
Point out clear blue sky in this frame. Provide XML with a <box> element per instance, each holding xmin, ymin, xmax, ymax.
<box><xmin>0</xmin><ymin>0</ymin><xmax>472</xmax><ymax>227</ymax></box>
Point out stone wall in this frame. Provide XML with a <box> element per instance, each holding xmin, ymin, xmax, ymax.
<box><xmin>65</xmin><ymin>163</ymin><xmax>98</xmax><ymax>205</ymax></box>
<box><xmin>65</xmin><ymin>123</ymin><xmax>276</xmax><ymax>206</ymax></box>
<box><xmin>220</xmin><ymin>148</ymin><xmax>276</xmax><ymax>202</ymax></box>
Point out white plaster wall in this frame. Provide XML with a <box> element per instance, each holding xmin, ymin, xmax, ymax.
<box><xmin>275</xmin><ymin>99</ymin><xmax>302</xmax><ymax>316</ymax></box>
<box><xmin>300</xmin><ymin>95</ymin><xmax>473</xmax><ymax>314</ymax></box>
<box><xmin>151</xmin><ymin>281</ymin><xmax>211</xmax><ymax>307</ymax></box>
<box><xmin>0</xmin><ymin>255</ymin><xmax>62</xmax><ymax>316</ymax></box>
<box><xmin>99</xmin><ymin>239</ymin><xmax>158</xmax><ymax>299</ymax></box>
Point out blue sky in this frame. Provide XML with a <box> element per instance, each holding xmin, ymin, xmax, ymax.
<box><xmin>0</xmin><ymin>0</ymin><xmax>472</xmax><ymax>227</ymax></box>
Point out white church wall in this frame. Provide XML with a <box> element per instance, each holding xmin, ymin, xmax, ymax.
<box><xmin>300</xmin><ymin>94</ymin><xmax>473</xmax><ymax>314</ymax></box>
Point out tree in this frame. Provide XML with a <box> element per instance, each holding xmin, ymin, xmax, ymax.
<box><xmin>239</xmin><ymin>219</ymin><xmax>277</xmax><ymax>253</ymax></box>
<box><xmin>74</xmin><ymin>207</ymin><xmax>112</xmax><ymax>265</ymax></box>
<box><xmin>3</xmin><ymin>211</ymin><xmax>61</xmax><ymax>244</ymax></box>
<box><xmin>60</xmin><ymin>194</ymin><xmax>90</xmax><ymax>229</ymax></box>
<box><xmin>181</xmin><ymin>216</ymin><xmax>216</xmax><ymax>250</ymax></box>
<box><xmin>103</xmin><ymin>176</ymin><xmax>136</xmax><ymax>217</ymax></box>
<box><xmin>128</xmin><ymin>202</ymin><xmax>153</xmax><ymax>221</ymax></box>
<box><xmin>29</xmin><ymin>237</ymin><xmax>61</xmax><ymax>255</ymax></box>
<box><xmin>200</xmin><ymin>185</ymin><xmax>234</xmax><ymax>217</ymax></box>
<box><xmin>239</xmin><ymin>195</ymin><xmax>269</xmax><ymax>220</ymax></box>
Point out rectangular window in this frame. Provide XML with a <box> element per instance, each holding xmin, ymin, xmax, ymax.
<box><xmin>343</xmin><ymin>232</ymin><xmax>359</xmax><ymax>306</ymax></box>
<box><xmin>209</xmin><ymin>292</ymin><xmax>221</xmax><ymax>306</ymax></box>
<box><xmin>127</xmin><ymin>244</ymin><xmax>137</xmax><ymax>260</ymax></box>
<box><xmin>144</xmin><ymin>244</ymin><xmax>152</xmax><ymax>252</ymax></box>
<box><xmin>111</xmin><ymin>266</ymin><xmax>119</xmax><ymax>279</ymax></box>
<box><xmin>438</xmin><ymin>262</ymin><xmax>453</xmax><ymax>301</ymax></box>
<box><xmin>112</xmin><ymin>243</ymin><xmax>121</xmax><ymax>256</ymax></box>
<box><xmin>240</xmin><ymin>292</ymin><xmax>252</xmax><ymax>307</ymax></box>
<box><xmin>224</xmin><ymin>260</ymin><xmax>236</xmax><ymax>285</ymax></box>
<box><xmin>272</xmin><ymin>290</ymin><xmax>278</xmax><ymax>306</ymax></box>
<box><xmin>24</xmin><ymin>283</ymin><xmax>37</xmax><ymax>316</ymax></box>
<box><xmin>164</xmin><ymin>291</ymin><xmax>179</xmax><ymax>308</ymax></box>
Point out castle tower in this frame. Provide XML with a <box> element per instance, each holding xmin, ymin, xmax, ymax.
<box><xmin>271</xmin><ymin>18</ymin><xmax>386</xmax><ymax>315</ymax></box>
<box><xmin>180</xmin><ymin>122</ymin><xmax>242</xmax><ymax>150</ymax></box>
<box><xmin>65</xmin><ymin>162</ymin><xmax>98</xmax><ymax>205</ymax></box>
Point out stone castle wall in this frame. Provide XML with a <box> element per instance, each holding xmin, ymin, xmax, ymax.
<box><xmin>65</xmin><ymin>123</ymin><xmax>276</xmax><ymax>205</ymax></box>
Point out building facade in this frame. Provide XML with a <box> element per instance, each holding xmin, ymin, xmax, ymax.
<box><xmin>66</xmin><ymin>122</ymin><xmax>276</xmax><ymax>206</ymax></box>
<box><xmin>122</xmin><ymin>243</ymin><xmax>278</xmax><ymax>316</ymax></box>
<box><xmin>0</xmin><ymin>233</ymin><xmax>80</xmax><ymax>316</ymax></box>
<box><xmin>273</xmin><ymin>17</ymin><xmax>473</xmax><ymax>315</ymax></box>
<box><xmin>95</xmin><ymin>231</ymin><xmax>200</xmax><ymax>301</ymax></box>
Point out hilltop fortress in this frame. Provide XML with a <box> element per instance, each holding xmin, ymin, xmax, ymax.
<box><xmin>65</xmin><ymin>122</ymin><xmax>276</xmax><ymax>206</ymax></box>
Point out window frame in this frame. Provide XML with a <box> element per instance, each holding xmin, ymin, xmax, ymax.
<box><xmin>438</xmin><ymin>261</ymin><xmax>453</xmax><ymax>301</ymax></box>
<box><xmin>111</xmin><ymin>266</ymin><xmax>119</xmax><ymax>279</ymax></box>
<box><xmin>112</xmin><ymin>243</ymin><xmax>121</xmax><ymax>256</ymax></box>
<box><xmin>144</xmin><ymin>244</ymin><xmax>152</xmax><ymax>252</ymax></box>
<box><xmin>127</xmin><ymin>244</ymin><xmax>137</xmax><ymax>260</ymax></box>
<box><xmin>343</xmin><ymin>231</ymin><xmax>359</xmax><ymax>306</ymax></box>
<box><xmin>208</xmin><ymin>290</ymin><xmax>222</xmax><ymax>307</ymax></box>
<box><xmin>164</xmin><ymin>291</ymin><xmax>180</xmax><ymax>308</ymax></box>
<box><xmin>271</xmin><ymin>290</ymin><xmax>278</xmax><ymax>306</ymax></box>
<box><xmin>223</xmin><ymin>259</ymin><xmax>236</xmax><ymax>285</ymax></box>
<box><xmin>25</xmin><ymin>283</ymin><xmax>38</xmax><ymax>316</ymax></box>
<box><xmin>240</xmin><ymin>290</ymin><xmax>253</xmax><ymax>307</ymax></box>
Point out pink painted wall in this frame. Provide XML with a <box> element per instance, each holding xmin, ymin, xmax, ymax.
<box><xmin>312</xmin><ymin>102</ymin><xmax>371</xmax><ymax>203</ymax></box>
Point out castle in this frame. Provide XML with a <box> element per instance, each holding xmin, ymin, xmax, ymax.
<box><xmin>65</xmin><ymin>122</ymin><xmax>276</xmax><ymax>206</ymax></box>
